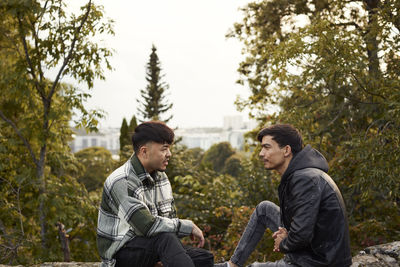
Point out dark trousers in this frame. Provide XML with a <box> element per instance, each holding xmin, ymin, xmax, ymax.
<box><xmin>115</xmin><ymin>233</ymin><xmax>214</xmax><ymax>267</ymax></box>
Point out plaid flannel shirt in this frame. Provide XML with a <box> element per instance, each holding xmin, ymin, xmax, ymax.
<box><xmin>97</xmin><ymin>154</ymin><xmax>193</xmax><ymax>267</ymax></box>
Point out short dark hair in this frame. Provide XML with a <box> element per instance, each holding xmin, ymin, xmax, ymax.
<box><xmin>257</xmin><ymin>124</ymin><xmax>303</xmax><ymax>155</ymax></box>
<box><xmin>131</xmin><ymin>121</ymin><xmax>174</xmax><ymax>153</ymax></box>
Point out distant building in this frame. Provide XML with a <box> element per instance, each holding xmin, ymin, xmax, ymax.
<box><xmin>70</xmin><ymin>127</ymin><xmax>120</xmax><ymax>155</ymax></box>
<box><xmin>175</xmin><ymin>115</ymin><xmax>257</xmax><ymax>151</ymax></box>
<box><xmin>69</xmin><ymin>116</ymin><xmax>257</xmax><ymax>154</ymax></box>
<box><xmin>175</xmin><ymin>128</ymin><xmax>223</xmax><ymax>151</ymax></box>
<box><xmin>223</xmin><ymin>115</ymin><xmax>244</xmax><ymax>130</ymax></box>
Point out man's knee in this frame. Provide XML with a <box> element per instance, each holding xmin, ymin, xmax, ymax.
<box><xmin>155</xmin><ymin>232</ymin><xmax>181</xmax><ymax>245</ymax></box>
<box><xmin>256</xmin><ymin>201</ymin><xmax>279</xmax><ymax>215</ymax></box>
<box><xmin>185</xmin><ymin>246</ymin><xmax>214</xmax><ymax>267</ymax></box>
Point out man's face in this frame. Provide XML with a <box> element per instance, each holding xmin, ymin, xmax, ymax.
<box><xmin>146</xmin><ymin>142</ymin><xmax>172</xmax><ymax>172</ymax></box>
<box><xmin>259</xmin><ymin>135</ymin><xmax>287</xmax><ymax>172</ymax></box>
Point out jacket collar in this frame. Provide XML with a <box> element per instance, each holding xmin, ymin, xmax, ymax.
<box><xmin>130</xmin><ymin>154</ymin><xmax>155</xmax><ymax>184</ymax></box>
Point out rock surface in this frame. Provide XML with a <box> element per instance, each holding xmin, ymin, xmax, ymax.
<box><xmin>0</xmin><ymin>263</ymin><xmax>100</xmax><ymax>267</ymax></box>
<box><xmin>1</xmin><ymin>241</ymin><xmax>399</xmax><ymax>266</ymax></box>
<box><xmin>351</xmin><ymin>241</ymin><xmax>400</xmax><ymax>267</ymax></box>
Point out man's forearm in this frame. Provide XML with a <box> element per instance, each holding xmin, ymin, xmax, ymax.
<box><xmin>128</xmin><ymin>207</ymin><xmax>193</xmax><ymax>237</ymax></box>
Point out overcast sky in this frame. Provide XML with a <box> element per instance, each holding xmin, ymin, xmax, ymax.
<box><xmin>80</xmin><ymin>0</ymin><xmax>252</xmax><ymax>129</ymax></box>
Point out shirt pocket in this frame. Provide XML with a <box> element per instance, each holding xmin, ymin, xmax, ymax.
<box><xmin>97</xmin><ymin>209</ymin><xmax>123</xmax><ymax>239</ymax></box>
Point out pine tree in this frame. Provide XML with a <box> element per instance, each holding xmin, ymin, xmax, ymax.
<box><xmin>137</xmin><ymin>45</ymin><xmax>173</xmax><ymax>122</ymax></box>
<box><xmin>128</xmin><ymin>115</ymin><xmax>138</xmax><ymax>136</ymax></box>
<box><xmin>119</xmin><ymin>118</ymin><xmax>129</xmax><ymax>151</ymax></box>
<box><xmin>119</xmin><ymin>115</ymin><xmax>137</xmax><ymax>162</ymax></box>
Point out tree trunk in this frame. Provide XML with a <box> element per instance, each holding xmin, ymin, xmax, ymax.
<box><xmin>56</xmin><ymin>222</ymin><xmax>71</xmax><ymax>262</ymax></box>
<box><xmin>38</xmin><ymin>94</ymin><xmax>51</xmax><ymax>250</ymax></box>
<box><xmin>37</xmin><ymin>149</ymin><xmax>47</xmax><ymax>251</ymax></box>
<box><xmin>364</xmin><ymin>0</ymin><xmax>380</xmax><ymax>79</ymax></box>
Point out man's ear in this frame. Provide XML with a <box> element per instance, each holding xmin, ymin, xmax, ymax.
<box><xmin>138</xmin><ymin>145</ymin><xmax>148</xmax><ymax>158</ymax></box>
<box><xmin>283</xmin><ymin>145</ymin><xmax>292</xmax><ymax>157</ymax></box>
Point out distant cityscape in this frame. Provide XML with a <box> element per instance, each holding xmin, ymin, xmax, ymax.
<box><xmin>69</xmin><ymin>115</ymin><xmax>257</xmax><ymax>155</ymax></box>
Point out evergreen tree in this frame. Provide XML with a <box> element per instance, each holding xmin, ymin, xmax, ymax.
<box><xmin>137</xmin><ymin>45</ymin><xmax>173</xmax><ymax>122</ymax></box>
<box><xmin>119</xmin><ymin>115</ymin><xmax>137</xmax><ymax>162</ymax></box>
<box><xmin>128</xmin><ymin>115</ymin><xmax>138</xmax><ymax>136</ymax></box>
<box><xmin>119</xmin><ymin>118</ymin><xmax>129</xmax><ymax>151</ymax></box>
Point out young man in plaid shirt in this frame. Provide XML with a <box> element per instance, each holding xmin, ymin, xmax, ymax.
<box><xmin>97</xmin><ymin>121</ymin><xmax>213</xmax><ymax>267</ymax></box>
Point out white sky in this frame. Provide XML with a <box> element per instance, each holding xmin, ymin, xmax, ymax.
<box><xmin>79</xmin><ymin>0</ymin><xmax>252</xmax><ymax>129</ymax></box>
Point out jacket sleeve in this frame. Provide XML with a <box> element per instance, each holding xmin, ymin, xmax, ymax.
<box><xmin>108</xmin><ymin>177</ymin><xmax>193</xmax><ymax>237</ymax></box>
<box><xmin>279</xmin><ymin>174</ymin><xmax>321</xmax><ymax>253</ymax></box>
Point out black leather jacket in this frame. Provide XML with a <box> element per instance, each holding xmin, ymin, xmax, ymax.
<box><xmin>278</xmin><ymin>145</ymin><xmax>352</xmax><ymax>267</ymax></box>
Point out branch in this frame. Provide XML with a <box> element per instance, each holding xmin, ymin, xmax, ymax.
<box><xmin>49</xmin><ymin>0</ymin><xmax>92</xmax><ymax>100</ymax></box>
<box><xmin>36</xmin><ymin>0</ymin><xmax>50</xmax><ymax>39</ymax></box>
<box><xmin>350</xmin><ymin>71</ymin><xmax>386</xmax><ymax>100</ymax></box>
<box><xmin>27</xmin><ymin>17</ymin><xmax>44</xmax><ymax>85</ymax></box>
<box><xmin>0</xmin><ymin>177</ymin><xmax>25</xmax><ymax>237</ymax></box>
<box><xmin>0</xmin><ymin>110</ymin><xmax>38</xmax><ymax>167</ymax></box>
<box><xmin>16</xmin><ymin>14</ymin><xmax>46</xmax><ymax>100</ymax></box>
<box><xmin>16</xmin><ymin>187</ymin><xmax>25</xmax><ymax>237</ymax></box>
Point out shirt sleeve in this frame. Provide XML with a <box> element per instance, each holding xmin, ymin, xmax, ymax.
<box><xmin>108</xmin><ymin>177</ymin><xmax>193</xmax><ymax>237</ymax></box>
<box><xmin>279</xmin><ymin>174</ymin><xmax>321</xmax><ymax>253</ymax></box>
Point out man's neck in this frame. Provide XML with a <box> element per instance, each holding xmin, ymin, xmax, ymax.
<box><xmin>136</xmin><ymin>154</ymin><xmax>154</xmax><ymax>174</ymax></box>
<box><xmin>277</xmin><ymin>155</ymin><xmax>293</xmax><ymax>175</ymax></box>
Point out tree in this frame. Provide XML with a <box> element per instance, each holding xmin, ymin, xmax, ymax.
<box><xmin>0</xmin><ymin>0</ymin><xmax>113</xmax><ymax>260</ymax></box>
<box><xmin>128</xmin><ymin>115</ymin><xmax>138</xmax><ymax>135</ymax></box>
<box><xmin>222</xmin><ymin>154</ymin><xmax>243</xmax><ymax>178</ymax></box>
<box><xmin>119</xmin><ymin>118</ymin><xmax>129</xmax><ymax>151</ymax></box>
<box><xmin>201</xmin><ymin>142</ymin><xmax>236</xmax><ymax>173</ymax></box>
<box><xmin>137</xmin><ymin>45</ymin><xmax>173</xmax><ymax>122</ymax></box>
<box><xmin>119</xmin><ymin>115</ymin><xmax>137</xmax><ymax>162</ymax></box>
<box><xmin>166</xmin><ymin>144</ymin><xmax>279</xmax><ymax>264</ymax></box>
<box><xmin>230</xmin><ymin>0</ymin><xmax>400</xmax><ymax>250</ymax></box>
<box><xmin>74</xmin><ymin>147</ymin><xmax>116</xmax><ymax>192</ymax></box>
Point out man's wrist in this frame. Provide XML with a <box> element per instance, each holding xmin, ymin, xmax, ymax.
<box><xmin>177</xmin><ymin>219</ymin><xmax>193</xmax><ymax>235</ymax></box>
<box><xmin>279</xmin><ymin>237</ymin><xmax>288</xmax><ymax>253</ymax></box>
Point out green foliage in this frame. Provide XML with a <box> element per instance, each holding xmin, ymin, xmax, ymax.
<box><xmin>213</xmin><ymin>206</ymin><xmax>282</xmax><ymax>264</ymax></box>
<box><xmin>119</xmin><ymin>118</ymin><xmax>129</xmax><ymax>151</ymax></box>
<box><xmin>167</xmin><ymin>143</ymin><xmax>279</xmax><ymax>263</ymax></box>
<box><xmin>74</xmin><ymin>147</ymin><xmax>116</xmax><ymax>192</ymax></box>
<box><xmin>0</xmin><ymin>0</ymin><xmax>113</xmax><ymax>263</ymax></box>
<box><xmin>118</xmin><ymin>115</ymin><xmax>137</xmax><ymax>163</ymax></box>
<box><xmin>0</xmin><ymin>122</ymin><xmax>102</xmax><ymax>264</ymax></box>
<box><xmin>222</xmin><ymin>154</ymin><xmax>243</xmax><ymax>177</ymax></box>
<box><xmin>229</xmin><ymin>0</ymin><xmax>400</xmax><ymax>252</ymax></box>
<box><xmin>201</xmin><ymin>142</ymin><xmax>236</xmax><ymax>173</ymax></box>
<box><xmin>137</xmin><ymin>45</ymin><xmax>173</xmax><ymax>122</ymax></box>
<box><xmin>128</xmin><ymin>116</ymin><xmax>138</xmax><ymax>134</ymax></box>
<box><xmin>119</xmin><ymin>115</ymin><xmax>137</xmax><ymax>153</ymax></box>
<box><xmin>166</xmin><ymin>145</ymin><xmax>204</xmax><ymax>181</ymax></box>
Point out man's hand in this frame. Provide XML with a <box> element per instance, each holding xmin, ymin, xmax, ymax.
<box><xmin>272</xmin><ymin>227</ymin><xmax>288</xmax><ymax>252</ymax></box>
<box><xmin>191</xmin><ymin>223</ymin><xmax>205</xmax><ymax>248</ymax></box>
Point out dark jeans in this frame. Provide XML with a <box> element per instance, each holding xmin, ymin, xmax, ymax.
<box><xmin>115</xmin><ymin>233</ymin><xmax>214</xmax><ymax>267</ymax></box>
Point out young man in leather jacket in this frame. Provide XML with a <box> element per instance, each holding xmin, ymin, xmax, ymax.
<box><xmin>215</xmin><ymin>124</ymin><xmax>351</xmax><ymax>267</ymax></box>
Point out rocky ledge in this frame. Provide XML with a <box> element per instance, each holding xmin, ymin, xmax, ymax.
<box><xmin>1</xmin><ymin>241</ymin><xmax>399</xmax><ymax>267</ymax></box>
<box><xmin>351</xmin><ymin>241</ymin><xmax>400</xmax><ymax>267</ymax></box>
